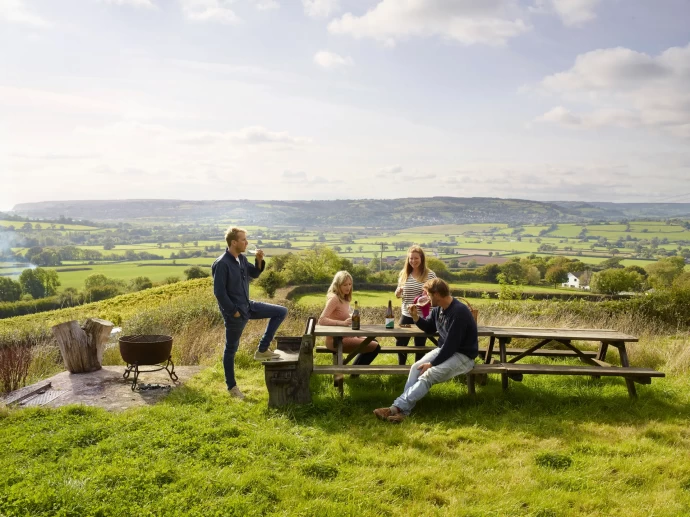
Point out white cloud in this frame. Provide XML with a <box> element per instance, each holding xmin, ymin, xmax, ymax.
<box><xmin>376</xmin><ymin>165</ymin><xmax>403</xmax><ymax>177</ymax></box>
<box><xmin>0</xmin><ymin>0</ymin><xmax>51</xmax><ymax>27</ymax></box>
<box><xmin>402</xmin><ymin>173</ymin><xmax>435</xmax><ymax>181</ymax></box>
<box><xmin>282</xmin><ymin>170</ymin><xmax>307</xmax><ymax>181</ymax></box>
<box><xmin>536</xmin><ymin>44</ymin><xmax>690</xmax><ymax>138</ymax></box>
<box><xmin>328</xmin><ymin>0</ymin><xmax>529</xmax><ymax>47</ymax></box>
<box><xmin>531</xmin><ymin>0</ymin><xmax>601</xmax><ymax>27</ymax></box>
<box><xmin>251</xmin><ymin>0</ymin><xmax>279</xmax><ymax>10</ymax></box>
<box><xmin>179</xmin><ymin>0</ymin><xmax>241</xmax><ymax>24</ymax></box>
<box><xmin>99</xmin><ymin>0</ymin><xmax>156</xmax><ymax>8</ymax></box>
<box><xmin>302</xmin><ymin>0</ymin><xmax>339</xmax><ymax>19</ymax></box>
<box><xmin>313</xmin><ymin>50</ymin><xmax>353</xmax><ymax>69</ymax></box>
<box><xmin>0</xmin><ymin>86</ymin><xmax>120</xmax><ymax>115</ymax></box>
<box><xmin>230</xmin><ymin>126</ymin><xmax>311</xmax><ymax>145</ymax></box>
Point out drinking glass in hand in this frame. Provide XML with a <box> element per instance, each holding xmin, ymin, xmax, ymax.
<box><xmin>245</xmin><ymin>244</ymin><xmax>258</xmax><ymax>255</ymax></box>
<box><xmin>416</xmin><ymin>295</ymin><xmax>430</xmax><ymax>307</ymax></box>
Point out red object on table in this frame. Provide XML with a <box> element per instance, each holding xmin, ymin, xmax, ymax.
<box><xmin>413</xmin><ymin>294</ymin><xmax>430</xmax><ymax>318</ymax></box>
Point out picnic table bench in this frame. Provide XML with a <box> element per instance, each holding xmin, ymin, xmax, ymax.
<box><xmin>261</xmin><ymin>318</ymin><xmax>664</xmax><ymax>407</ymax></box>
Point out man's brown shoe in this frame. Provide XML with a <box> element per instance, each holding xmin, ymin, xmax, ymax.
<box><xmin>387</xmin><ymin>412</ymin><xmax>406</xmax><ymax>423</ymax></box>
<box><xmin>373</xmin><ymin>407</ymin><xmax>392</xmax><ymax>420</ymax></box>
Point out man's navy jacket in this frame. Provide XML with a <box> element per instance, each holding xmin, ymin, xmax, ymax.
<box><xmin>212</xmin><ymin>249</ymin><xmax>265</xmax><ymax>320</ymax></box>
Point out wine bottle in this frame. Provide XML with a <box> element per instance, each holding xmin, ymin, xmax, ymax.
<box><xmin>351</xmin><ymin>301</ymin><xmax>360</xmax><ymax>330</ymax></box>
<box><xmin>385</xmin><ymin>300</ymin><xmax>394</xmax><ymax>329</ymax></box>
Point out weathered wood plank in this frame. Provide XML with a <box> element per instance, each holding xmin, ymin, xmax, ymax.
<box><xmin>501</xmin><ymin>363</ymin><xmax>664</xmax><ymax>377</ymax></box>
<box><xmin>314</xmin><ymin>365</ymin><xmax>411</xmax><ymax>375</ymax></box>
<box><xmin>315</xmin><ymin>346</ymin><xmax>598</xmax><ymax>357</ymax></box>
<box><xmin>491</xmin><ymin>329</ymin><xmax>637</xmax><ymax>342</ymax></box>
<box><xmin>313</xmin><ymin>324</ymin><xmax>493</xmax><ymax>338</ymax></box>
<box><xmin>313</xmin><ymin>363</ymin><xmax>506</xmax><ymax>375</ymax></box>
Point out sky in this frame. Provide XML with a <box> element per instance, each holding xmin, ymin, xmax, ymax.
<box><xmin>1</xmin><ymin>0</ymin><xmax>689</xmax><ymax>211</ymax></box>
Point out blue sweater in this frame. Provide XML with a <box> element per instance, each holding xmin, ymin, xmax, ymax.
<box><xmin>211</xmin><ymin>249</ymin><xmax>264</xmax><ymax>319</ymax></box>
<box><xmin>414</xmin><ymin>298</ymin><xmax>478</xmax><ymax>365</ymax></box>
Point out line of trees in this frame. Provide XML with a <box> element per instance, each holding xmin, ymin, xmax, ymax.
<box><xmin>0</xmin><ymin>267</ymin><xmax>60</xmax><ymax>301</ymax></box>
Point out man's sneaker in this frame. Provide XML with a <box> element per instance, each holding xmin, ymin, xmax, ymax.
<box><xmin>228</xmin><ymin>386</ymin><xmax>245</xmax><ymax>400</ymax></box>
<box><xmin>254</xmin><ymin>349</ymin><xmax>280</xmax><ymax>361</ymax></box>
<box><xmin>373</xmin><ymin>407</ymin><xmax>392</xmax><ymax>420</ymax></box>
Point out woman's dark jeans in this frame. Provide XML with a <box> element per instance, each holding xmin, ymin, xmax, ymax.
<box><xmin>396</xmin><ymin>315</ymin><xmax>428</xmax><ymax>365</ymax></box>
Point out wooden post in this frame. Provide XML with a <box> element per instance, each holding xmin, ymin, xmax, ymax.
<box><xmin>51</xmin><ymin>318</ymin><xmax>114</xmax><ymax>373</ymax></box>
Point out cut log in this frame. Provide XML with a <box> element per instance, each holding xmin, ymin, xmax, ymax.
<box><xmin>51</xmin><ymin>319</ymin><xmax>114</xmax><ymax>373</ymax></box>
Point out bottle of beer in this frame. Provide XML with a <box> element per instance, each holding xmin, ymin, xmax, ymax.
<box><xmin>351</xmin><ymin>301</ymin><xmax>360</xmax><ymax>330</ymax></box>
<box><xmin>385</xmin><ymin>300</ymin><xmax>394</xmax><ymax>329</ymax></box>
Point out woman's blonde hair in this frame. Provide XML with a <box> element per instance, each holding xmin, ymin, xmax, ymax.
<box><xmin>327</xmin><ymin>270</ymin><xmax>353</xmax><ymax>302</ymax></box>
<box><xmin>398</xmin><ymin>245</ymin><xmax>430</xmax><ymax>284</ymax></box>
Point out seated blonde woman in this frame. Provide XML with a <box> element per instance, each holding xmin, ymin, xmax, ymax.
<box><xmin>318</xmin><ymin>271</ymin><xmax>380</xmax><ymax>365</ymax></box>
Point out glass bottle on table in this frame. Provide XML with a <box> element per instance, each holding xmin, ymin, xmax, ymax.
<box><xmin>385</xmin><ymin>300</ymin><xmax>394</xmax><ymax>329</ymax></box>
<box><xmin>351</xmin><ymin>301</ymin><xmax>360</xmax><ymax>330</ymax></box>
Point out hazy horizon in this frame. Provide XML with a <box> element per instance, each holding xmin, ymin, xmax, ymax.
<box><xmin>2</xmin><ymin>0</ymin><xmax>689</xmax><ymax>211</ymax></box>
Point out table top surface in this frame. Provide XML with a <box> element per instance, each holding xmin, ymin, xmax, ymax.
<box><xmin>312</xmin><ymin>324</ymin><xmax>636</xmax><ymax>342</ymax></box>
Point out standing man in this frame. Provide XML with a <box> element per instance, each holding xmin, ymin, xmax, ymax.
<box><xmin>212</xmin><ymin>227</ymin><xmax>288</xmax><ymax>399</ymax></box>
<box><xmin>373</xmin><ymin>278</ymin><xmax>478</xmax><ymax>422</ymax></box>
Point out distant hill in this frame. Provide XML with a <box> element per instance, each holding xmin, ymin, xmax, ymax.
<box><xmin>11</xmin><ymin>198</ymin><xmax>690</xmax><ymax>228</ymax></box>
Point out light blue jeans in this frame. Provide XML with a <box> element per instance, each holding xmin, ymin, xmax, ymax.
<box><xmin>393</xmin><ymin>348</ymin><xmax>475</xmax><ymax>415</ymax></box>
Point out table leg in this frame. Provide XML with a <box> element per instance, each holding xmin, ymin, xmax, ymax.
<box><xmin>592</xmin><ymin>342</ymin><xmax>609</xmax><ymax>380</ymax></box>
<box><xmin>615</xmin><ymin>342</ymin><xmax>637</xmax><ymax>398</ymax></box>
<box><xmin>484</xmin><ymin>336</ymin><xmax>495</xmax><ymax>364</ymax></box>
<box><xmin>334</xmin><ymin>337</ymin><xmax>344</xmax><ymax>396</ymax></box>
<box><xmin>499</xmin><ymin>337</ymin><xmax>509</xmax><ymax>391</ymax></box>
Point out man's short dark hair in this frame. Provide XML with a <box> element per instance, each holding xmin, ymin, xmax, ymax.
<box><xmin>423</xmin><ymin>278</ymin><xmax>450</xmax><ymax>298</ymax></box>
<box><xmin>225</xmin><ymin>227</ymin><xmax>246</xmax><ymax>248</ymax></box>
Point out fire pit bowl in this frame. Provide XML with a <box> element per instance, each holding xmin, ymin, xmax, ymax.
<box><xmin>119</xmin><ymin>334</ymin><xmax>173</xmax><ymax>365</ymax></box>
<box><xmin>119</xmin><ymin>335</ymin><xmax>177</xmax><ymax>390</ymax></box>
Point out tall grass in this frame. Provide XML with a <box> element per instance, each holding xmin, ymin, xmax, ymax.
<box><xmin>3</xmin><ymin>284</ymin><xmax>690</xmax><ymax>394</ymax></box>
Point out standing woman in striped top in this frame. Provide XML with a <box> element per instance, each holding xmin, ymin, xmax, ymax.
<box><xmin>394</xmin><ymin>245</ymin><xmax>436</xmax><ymax>365</ymax></box>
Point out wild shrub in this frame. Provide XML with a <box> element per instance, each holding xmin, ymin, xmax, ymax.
<box><xmin>0</xmin><ymin>344</ymin><xmax>32</xmax><ymax>393</ymax></box>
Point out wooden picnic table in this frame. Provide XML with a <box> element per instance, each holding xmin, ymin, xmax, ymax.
<box><xmin>311</xmin><ymin>324</ymin><xmax>663</xmax><ymax>398</ymax></box>
<box><xmin>261</xmin><ymin>320</ymin><xmax>664</xmax><ymax>406</ymax></box>
<box><xmin>483</xmin><ymin>327</ymin><xmax>654</xmax><ymax>397</ymax></box>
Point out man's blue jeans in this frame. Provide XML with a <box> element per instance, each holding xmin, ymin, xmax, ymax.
<box><xmin>222</xmin><ymin>301</ymin><xmax>288</xmax><ymax>389</ymax></box>
<box><xmin>393</xmin><ymin>348</ymin><xmax>475</xmax><ymax>415</ymax></box>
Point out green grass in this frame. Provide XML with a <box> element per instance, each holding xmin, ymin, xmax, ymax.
<box><xmin>1</xmin><ymin>353</ymin><xmax>690</xmax><ymax>516</ymax></box>
<box><xmin>3</xmin><ymin>281</ymin><xmax>690</xmax><ymax>515</ymax></box>
<box><xmin>294</xmin><ymin>287</ymin><xmax>583</xmax><ymax>309</ymax></box>
<box><xmin>53</xmin><ymin>263</ymin><xmax>208</xmax><ymax>290</ymax></box>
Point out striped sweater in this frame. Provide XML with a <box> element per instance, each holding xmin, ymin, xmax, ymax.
<box><xmin>399</xmin><ymin>270</ymin><xmax>436</xmax><ymax>317</ymax></box>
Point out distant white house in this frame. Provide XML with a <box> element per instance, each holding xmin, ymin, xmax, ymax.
<box><xmin>562</xmin><ymin>271</ymin><xmax>592</xmax><ymax>290</ymax></box>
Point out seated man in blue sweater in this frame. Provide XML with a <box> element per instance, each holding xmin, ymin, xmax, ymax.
<box><xmin>374</xmin><ymin>278</ymin><xmax>478</xmax><ymax>423</ymax></box>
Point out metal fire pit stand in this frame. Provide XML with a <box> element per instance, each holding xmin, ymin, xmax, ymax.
<box><xmin>123</xmin><ymin>356</ymin><xmax>179</xmax><ymax>391</ymax></box>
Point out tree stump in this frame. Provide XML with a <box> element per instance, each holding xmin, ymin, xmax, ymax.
<box><xmin>51</xmin><ymin>318</ymin><xmax>114</xmax><ymax>373</ymax></box>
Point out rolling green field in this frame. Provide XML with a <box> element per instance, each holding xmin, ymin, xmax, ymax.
<box><xmin>4</xmin><ymin>219</ymin><xmax>689</xmax><ymax>295</ymax></box>
<box><xmin>295</xmin><ymin>290</ymin><xmax>501</xmax><ymax>309</ymax></box>
<box><xmin>0</xmin><ymin>219</ymin><xmax>102</xmax><ymax>231</ymax></box>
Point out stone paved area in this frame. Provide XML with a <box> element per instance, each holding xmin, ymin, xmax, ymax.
<box><xmin>2</xmin><ymin>365</ymin><xmax>203</xmax><ymax>411</ymax></box>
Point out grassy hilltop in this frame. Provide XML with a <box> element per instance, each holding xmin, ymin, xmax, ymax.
<box><xmin>1</xmin><ymin>281</ymin><xmax>690</xmax><ymax>516</ymax></box>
